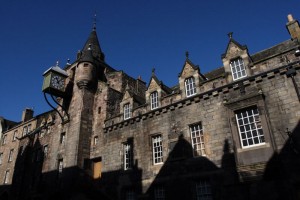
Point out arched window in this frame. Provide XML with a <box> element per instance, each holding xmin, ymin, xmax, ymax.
<box><xmin>185</xmin><ymin>77</ymin><xmax>196</xmax><ymax>97</ymax></box>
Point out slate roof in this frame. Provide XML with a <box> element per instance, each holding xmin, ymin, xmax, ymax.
<box><xmin>251</xmin><ymin>39</ymin><xmax>298</xmax><ymax>63</ymax></box>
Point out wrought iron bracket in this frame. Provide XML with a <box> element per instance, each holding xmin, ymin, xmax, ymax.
<box><xmin>43</xmin><ymin>92</ymin><xmax>70</xmax><ymax>124</ymax></box>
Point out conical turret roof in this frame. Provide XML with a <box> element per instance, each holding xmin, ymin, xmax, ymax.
<box><xmin>82</xmin><ymin>28</ymin><xmax>105</xmax><ymax>61</ymax></box>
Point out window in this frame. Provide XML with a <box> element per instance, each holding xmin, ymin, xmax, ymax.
<box><xmin>124</xmin><ymin>103</ymin><xmax>131</xmax><ymax>120</ymax></box>
<box><xmin>154</xmin><ymin>186</ymin><xmax>165</xmax><ymax>200</ymax></box>
<box><xmin>4</xmin><ymin>170</ymin><xmax>10</xmax><ymax>184</ymax></box>
<box><xmin>195</xmin><ymin>180</ymin><xmax>212</xmax><ymax>200</ymax></box>
<box><xmin>94</xmin><ymin>136</ymin><xmax>99</xmax><ymax>146</ymax></box>
<box><xmin>2</xmin><ymin>134</ymin><xmax>7</xmax><ymax>145</ymax></box>
<box><xmin>230</xmin><ymin>58</ymin><xmax>247</xmax><ymax>80</ymax></box>
<box><xmin>152</xmin><ymin>135</ymin><xmax>163</xmax><ymax>164</ymax></box>
<box><xmin>236</xmin><ymin>107</ymin><xmax>265</xmax><ymax>148</ymax></box>
<box><xmin>44</xmin><ymin>145</ymin><xmax>48</xmax><ymax>157</ymax></box>
<box><xmin>58</xmin><ymin>159</ymin><xmax>63</xmax><ymax>173</ymax></box>
<box><xmin>185</xmin><ymin>77</ymin><xmax>197</xmax><ymax>97</ymax></box>
<box><xmin>125</xmin><ymin>190</ymin><xmax>136</xmax><ymax>200</ymax></box>
<box><xmin>22</xmin><ymin>126</ymin><xmax>28</xmax><ymax>136</ymax></box>
<box><xmin>28</xmin><ymin>124</ymin><xmax>32</xmax><ymax>133</ymax></box>
<box><xmin>13</xmin><ymin>130</ymin><xmax>17</xmax><ymax>141</ymax></box>
<box><xmin>190</xmin><ymin>123</ymin><xmax>206</xmax><ymax>156</ymax></box>
<box><xmin>0</xmin><ymin>153</ymin><xmax>3</xmax><ymax>164</ymax></box>
<box><xmin>124</xmin><ymin>143</ymin><xmax>133</xmax><ymax>170</ymax></box>
<box><xmin>150</xmin><ymin>91</ymin><xmax>159</xmax><ymax>110</ymax></box>
<box><xmin>8</xmin><ymin>149</ymin><xmax>14</xmax><ymax>162</ymax></box>
<box><xmin>60</xmin><ymin>132</ymin><xmax>66</xmax><ymax>144</ymax></box>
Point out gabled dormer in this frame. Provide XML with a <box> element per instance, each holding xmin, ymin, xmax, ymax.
<box><xmin>221</xmin><ymin>33</ymin><xmax>252</xmax><ymax>82</ymax></box>
<box><xmin>120</xmin><ymin>84</ymin><xmax>145</xmax><ymax>120</ymax></box>
<box><xmin>146</xmin><ymin>69</ymin><xmax>172</xmax><ymax>110</ymax></box>
<box><xmin>178</xmin><ymin>52</ymin><xmax>206</xmax><ymax>98</ymax></box>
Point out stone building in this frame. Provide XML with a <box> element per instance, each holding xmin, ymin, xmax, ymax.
<box><xmin>0</xmin><ymin>14</ymin><xmax>300</xmax><ymax>200</ymax></box>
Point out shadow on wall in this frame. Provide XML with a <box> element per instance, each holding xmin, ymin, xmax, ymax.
<box><xmin>257</xmin><ymin>120</ymin><xmax>300</xmax><ymax>200</ymax></box>
<box><xmin>144</xmin><ymin>134</ymin><xmax>241</xmax><ymax>200</ymax></box>
<box><xmin>1</xmin><ymin>121</ymin><xmax>300</xmax><ymax>200</ymax></box>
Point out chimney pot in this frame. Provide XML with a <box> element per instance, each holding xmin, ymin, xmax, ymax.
<box><xmin>288</xmin><ymin>14</ymin><xmax>294</xmax><ymax>22</ymax></box>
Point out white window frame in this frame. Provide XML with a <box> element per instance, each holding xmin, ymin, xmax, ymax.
<box><xmin>190</xmin><ymin>123</ymin><xmax>206</xmax><ymax>156</ymax></box>
<box><xmin>8</xmin><ymin>149</ymin><xmax>14</xmax><ymax>162</ymax></box>
<box><xmin>150</xmin><ymin>91</ymin><xmax>159</xmax><ymax>110</ymax></box>
<box><xmin>196</xmin><ymin>180</ymin><xmax>212</xmax><ymax>200</ymax></box>
<box><xmin>152</xmin><ymin>135</ymin><xmax>163</xmax><ymax>165</ymax></box>
<box><xmin>236</xmin><ymin>107</ymin><xmax>265</xmax><ymax>148</ymax></box>
<box><xmin>154</xmin><ymin>186</ymin><xmax>165</xmax><ymax>200</ymax></box>
<box><xmin>124</xmin><ymin>143</ymin><xmax>133</xmax><ymax>170</ymax></box>
<box><xmin>4</xmin><ymin>170</ymin><xmax>10</xmax><ymax>184</ymax></box>
<box><xmin>230</xmin><ymin>58</ymin><xmax>247</xmax><ymax>80</ymax></box>
<box><xmin>185</xmin><ymin>76</ymin><xmax>197</xmax><ymax>97</ymax></box>
<box><xmin>124</xmin><ymin>103</ymin><xmax>131</xmax><ymax>120</ymax></box>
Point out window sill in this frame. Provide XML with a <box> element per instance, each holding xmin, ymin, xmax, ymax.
<box><xmin>237</xmin><ymin>142</ymin><xmax>270</xmax><ymax>153</ymax></box>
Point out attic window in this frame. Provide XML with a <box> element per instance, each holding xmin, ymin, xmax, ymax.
<box><xmin>185</xmin><ymin>77</ymin><xmax>197</xmax><ymax>97</ymax></box>
<box><xmin>124</xmin><ymin>103</ymin><xmax>131</xmax><ymax>120</ymax></box>
<box><xmin>230</xmin><ymin>58</ymin><xmax>247</xmax><ymax>80</ymax></box>
<box><xmin>150</xmin><ymin>91</ymin><xmax>159</xmax><ymax>110</ymax></box>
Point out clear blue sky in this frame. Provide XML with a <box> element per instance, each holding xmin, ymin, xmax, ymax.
<box><xmin>0</xmin><ymin>0</ymin><xmax>299</xmax><ymax>122</ymax></box>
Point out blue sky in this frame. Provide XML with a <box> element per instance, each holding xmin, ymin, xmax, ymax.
<box><xmin>0</xmin><ymin>0</ymin><xmax>299</xmax><ymax>122</ymax></box>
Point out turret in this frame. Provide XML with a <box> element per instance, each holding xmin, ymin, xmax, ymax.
<box><xmin>76</xmin><ymin>44</ymin><xmax>96</xmax><ymax>89</ymax></box>
<box><xmin>76</xmin><ymin>26</ymin><xmax>106</xmax><ymax>89</ymax></box>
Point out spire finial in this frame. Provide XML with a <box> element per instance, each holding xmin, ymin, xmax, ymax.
<box><xmin>228</xmin><ymin>32</ymin><xmax>233</xmax><ymax>39</ymax></box>
<box><xmin>93</xmin><ymin>12</ymin><xmax>97</xmax><ymax>31</ymax></box>
<box><xmin>56</xmin><ymin>60</ymin><xmax>59</xmax><ymax>67</ymax></box>
<box><xmin>152</xmin><ymin>67</ymin><xmax>156</xmax><ymax>76</ymax></box>
<box><xmin>185</xmin><ymin>51</ymin><xmax>189</xmax><ymax>59</ymax></box>
<box><xmin>67</xmin><ymin>58</ymin><xmax>71</xmax><ymax>65</ymax></box>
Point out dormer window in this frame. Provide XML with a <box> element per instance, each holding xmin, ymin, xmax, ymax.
<box><xmin>230</xmin><ymin>58</ymin><xmax>247</xmax><ymax>80</ymax></box>
<box><xmin>185</xmin><ymin>77</ymin><xmax>196</xmax><ymax>97</ymax></box>
<box><xmin>150</xmin><ymin>91</ymin><xmax>159</xmax><ymax>110</ymax></box>
<box><xmin>124</xmin><ymin>103</ymin><xmax>131</xmax><ymax>120</ymax></box>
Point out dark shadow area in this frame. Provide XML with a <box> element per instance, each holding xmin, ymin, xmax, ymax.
<box><xmin>144</xmin><ymin>134</ymin><xmax>240</xmax><ymax>200</ymax></box>
<box><xmin>1</xmin><ymin>122</ymin><xmax>299</xmax><ymax>199</ymax></box>
<box><xmin>257</xmin><ymin>120</ymin><xmax>300</xmax><ymax>200</ymax></box>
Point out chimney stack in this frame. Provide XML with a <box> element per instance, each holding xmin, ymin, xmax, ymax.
<box><xmin>22</xmin><ymin>108</ymin><xmax>34</xmax><ymax>122</ymax></box>
<box><xmin>286</xmin><ymin>14</ymin><xmax>300</xmax><ymax>41</ymax></box>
